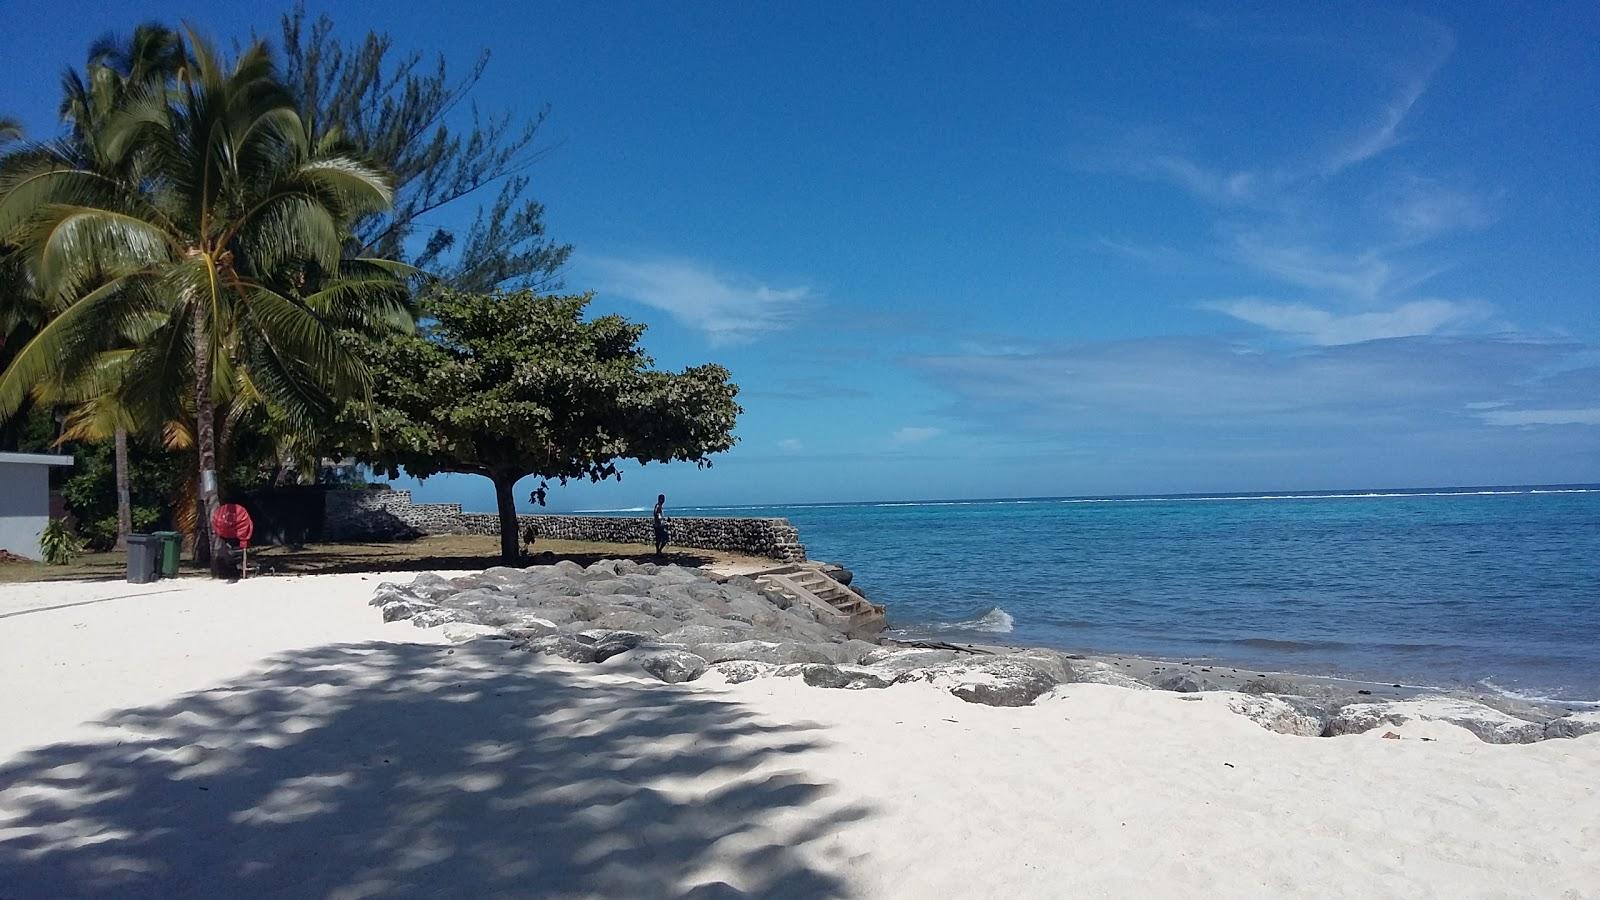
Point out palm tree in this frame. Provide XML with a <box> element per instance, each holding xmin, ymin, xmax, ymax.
<box><xmin>0</xmin><ymin>27</ymin><xmax>409</xmax><ymax>573</ymax></box>
<box><xmin>48</xmin><ymin>25</ymin><xmax>184</xmax><ymax>549</ymax></box>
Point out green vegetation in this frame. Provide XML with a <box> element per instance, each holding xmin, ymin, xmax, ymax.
<box><xmin>39</xmin><ymin>518</ymin><xmax>83</xmax><ymax>566</ymax></box>
<box><xmin>0</xmin><ymin>15</ymin><xmax>740</xmax><ymax>574</ymax></box>
<box><xmin>344</xmin><ymin>288</ymin><xmax>740</xmax><ymax>563</ymax></box>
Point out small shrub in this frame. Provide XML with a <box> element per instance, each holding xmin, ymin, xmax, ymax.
<box><xmin>40</xmin><ymin>518</ymin><xmax>84</xmax><ymax>566</ymax></box>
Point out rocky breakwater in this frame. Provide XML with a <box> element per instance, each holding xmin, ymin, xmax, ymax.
<box><xmin>371</xmin><ymin>561</ymin><xmax>1600</xmax><ymax>741</ymax></box>
<box><xmin>371</xmin><ymin>559</ymin><xmax>1087</xmax><ymax>706</ymax></box>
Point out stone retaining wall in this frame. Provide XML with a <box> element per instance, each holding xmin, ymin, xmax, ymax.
<box><xmin>323</xmin><ymin>489</ymin><xmax>805</xmax><ymax>562</ymax></box>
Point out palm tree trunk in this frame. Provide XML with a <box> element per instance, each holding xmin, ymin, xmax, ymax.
<box><xmin>114</xmin><ymin>425</ymin><xmax>132</xmax><ymax>550</ymax></box>
<box><xmin>492</xmin><ymin>473</ymin><xmax>522</xmax><ymax>564</ymax></box>
<box><xmin>193</xmin><ymin>303</ymin><xmax>223</xmax><ymax>576</ymax></box>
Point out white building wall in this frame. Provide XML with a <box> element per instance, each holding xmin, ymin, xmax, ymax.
<box><xmin>0</xmin><ymin>461</ymin><xmax>51</xmax><ymax>559</ymax></box>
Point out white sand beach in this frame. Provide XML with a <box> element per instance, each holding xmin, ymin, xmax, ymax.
<box><xmin>2</xmin><ymin>573</ymin><xmax>1597</xmax><ymax>898</ymax></box>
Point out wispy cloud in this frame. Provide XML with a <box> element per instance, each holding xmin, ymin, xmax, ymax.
<box><xmin>1384</xmin><ymin>175</ymin><xmax>1495</xmax><ymax>241</ymax></box>
<box><xmin>1204</xmin><ymin>297</ymin><xmax>1489</xmax><ymax>345</ymax></box>
<box><xmin>913</xmin><ymin>336</ymin><xmax>1588</xmax><ymax>429</ymax></box>
<box><xmin>889</xmin><ymin>426</ymin><xmax>943</xmax><ymax>446</ymax></box>
<box><xmin>585</xmin><ymin>254</ymin><xmax>810</xmax><ymax>345</ymax></box>
<box><xmin>1477</xmin><ymin>408</ymin><xmax>1600</xmax><ymax>427</ymax></box>
<box><xmin>776</xmin><ymin>437</ymin><xmax>804</xmax><ymax>452</ymax></box>
<box><xmin>1319</xmin><ymin>28</ymin><xmax>1456</xmax><ymax>177</ymax></box>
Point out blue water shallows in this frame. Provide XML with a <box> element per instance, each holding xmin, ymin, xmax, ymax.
<box><xmin>667</xmin><ymin>487</ymin><xmax>1600</xmax><ymax>703</ymax></box>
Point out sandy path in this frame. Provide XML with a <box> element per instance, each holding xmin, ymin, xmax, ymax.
<box><xmin>1</xmin><ymin>574</ymin><xmax>1596</xmax><ymax>897</ymax></box>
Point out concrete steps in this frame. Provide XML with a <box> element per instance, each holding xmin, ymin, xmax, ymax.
<box><xmin>754</xmin><ymin>565</ymin><xmax>885</xmax><ymax>638</ymax></box>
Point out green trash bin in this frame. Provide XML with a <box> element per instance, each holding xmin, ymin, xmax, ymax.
<box><xmin>152</xmin><ymin>531</ymin><xmax>183</xmax><ymax>578</ymax></box>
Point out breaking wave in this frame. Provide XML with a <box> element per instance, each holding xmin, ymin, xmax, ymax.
<box><xmin>1478</xmin><ymin>679</ymin><xmax>1600</xmax><ymax>708</ymax></box>
<box><xmin>925</xmin><ymin>606</ymin><xmax>1016</xmax><ymax>634</ymax></box>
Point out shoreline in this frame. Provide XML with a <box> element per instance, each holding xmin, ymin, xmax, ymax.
<box><xmin>887</xmin><ymin>636</ymin><xmax>1591</xmax><ymax>722</ymax></box>
<box><xmin>889</xmin><ymin>630</ymin><xmax>1600</xmax><ymax>714</ymax></box>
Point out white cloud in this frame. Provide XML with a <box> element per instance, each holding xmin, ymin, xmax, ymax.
<box><xmin>1205</xmin><ymin>297</ymin><xmax>1489</xmax><ymax>345</ymax></box>
<box><xmin>777</xmin><ymin>438</ymin><xmax>804</xmax><ymax>452</ymax></box>
<box><xmin>1386</xmin><ymin>176</ymin><xmax>1494</xmax><ymax>240</ymax></box>
<box><xmin>913</xmin><ymin>335</ymin><xmax>1580</xmax><ymax>429</ymax></box>
<box><xmin>1320</xmin><ymin>28</ymin><xmax>1455</xmax><ymax>177</ymax></box>
<box><xmin>1227</xmin><ymin>233</ymin><xmax>1400</xmax><ymax>302</ymax></box>
<box><xmin>1477</xmin><ymin>408</ymin><xmax>1600</xmax><ymax>427</ymax></box>
<box><xmin>585</xmin><ymin>254</ymin><xmax>809</xmax><ymax>345</ymax></box>
<box><xmin>889</xmin><ymin>426</ymin><xmax>942</xmax><ymax>446</ymax></box>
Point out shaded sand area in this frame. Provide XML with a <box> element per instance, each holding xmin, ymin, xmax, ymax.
<box><xmin>2</xmin><ymin>575</ymin><xmax>1598</xmax><ymax>897</ymax></box>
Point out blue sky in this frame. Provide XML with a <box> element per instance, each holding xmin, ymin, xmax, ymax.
<box><xmin>5</xmin><ymin>2</ymin><xmax>1598</xmax><ymax>509</ymax></box>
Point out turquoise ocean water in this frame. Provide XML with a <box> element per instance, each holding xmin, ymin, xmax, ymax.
<box><xmin>628</xmin><ymin>486</ymin><xmax>1600</xmax><ymax>704</ymax></box>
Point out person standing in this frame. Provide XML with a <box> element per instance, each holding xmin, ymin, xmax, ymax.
<box><xmin>652</xmin><ymin>494</ymin><xmax>669</xmax><ymax>557</ymax></box>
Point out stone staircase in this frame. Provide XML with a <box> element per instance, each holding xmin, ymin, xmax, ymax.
<box><xmin>755</xmin><ymin>564</ymin><xmax>885</xmax><ymax>638</ymax></box>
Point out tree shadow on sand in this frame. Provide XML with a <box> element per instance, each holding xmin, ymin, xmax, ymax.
<box><xmin>0</xmin><ymin>642</ymin><xmax>869</xmax><ymax>897</ymax></box>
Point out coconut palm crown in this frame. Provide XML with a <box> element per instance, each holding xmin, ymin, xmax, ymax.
<box><xmin>0</xmin><ymin>26</ymin><xmax>413</xmax><ymax>570</ymax></box>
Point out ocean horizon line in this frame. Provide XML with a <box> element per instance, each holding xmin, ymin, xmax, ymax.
<box><xmin>563</xmin><ymin>482</ymin><xmax>1600</xmax><ymax>514</ymax></box>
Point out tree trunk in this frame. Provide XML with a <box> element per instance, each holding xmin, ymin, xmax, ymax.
<box><xmin>113</xmin><ymin>425</ymin><xmax>132</xmax><ymax>551</ymax></box>
<box><xmin>492</xmin><ymin>473</ymin><xmax>521</xmax><ymax>564</ymax></box>
<box><xmin>193</xmin><ymin>303</ymin><xmax>224</xmax><ymax>576</ymax></box>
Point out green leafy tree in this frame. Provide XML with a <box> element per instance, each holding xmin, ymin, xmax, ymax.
<box><xmin>0</xmin><ymin>27</ymin><xmax>410</xmax><ymax>573</ymax></box>
<box><xmin>348</xmin><ymin>288</ymin><xmax>742</xmax><ymax>562</ymax></box>
<box><xmin>278</xmin><ymin>4</ymin><xmax>571</xmax><ymax>291</ymax></box>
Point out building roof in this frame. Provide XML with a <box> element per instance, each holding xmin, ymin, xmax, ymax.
<box><xmin>0</xmin><ymin>452</ymin><xmax>75</xmax><ymax>467</ymax></box>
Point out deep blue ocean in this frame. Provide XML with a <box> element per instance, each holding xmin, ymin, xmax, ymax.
<box><xmin>641</xmin><ymin>486</ymin><xmax>1600</xmax><ymax>704</ymax></box>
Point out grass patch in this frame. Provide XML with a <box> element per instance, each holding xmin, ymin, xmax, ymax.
<box><xmin>0</xmin><ymin>534</ymin><xmax>776</xmax><ymax>584</ymax></box>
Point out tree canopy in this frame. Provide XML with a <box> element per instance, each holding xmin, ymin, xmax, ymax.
<box><xmin>278</xmin><ymin>4</ymin><xmax>572</xmax><ymax>293</ymax></box>
<box><xmin>349</xmin><ymin>287</ymin><xmax>742</xmax><ymax>561</ymax></box>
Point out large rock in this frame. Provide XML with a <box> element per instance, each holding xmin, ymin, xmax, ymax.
<box><xmin>369</xmin><ymin>583</ymin><xmax>420</xmax><ymax>607</ymax></box>
<box><xmin>859</xmin><ymin>647</ymin><xmax>978</xmax><ymax>675</ymax></box>
<box><xmin>692</xmin><ymin>640</ymin><xmax>840</xmax><ymax>666</ymax></box>
<box><xmin>1157</xmin><ymin>671</ymin><xmax>1224</xmax><ymax>693</ymax></box>
<box><xmin>411</xmin><ymin>607</ymin><xmax>478</xmax><ymax>628</ymax></box>
<box><xmin>1071</xmin><ymin>661</ymin><xmax>1154</xmax><ymax>690</ymax></box>
<box><xmin>709</xmin><ymin>660</ymin><xmax>777</xmax><ymax>684</ymax></box>
<box><xmin>1326</xmin><ymin>698</ymin><xmax>1545</xmax><ymax>744</ymax></box>
<box><xmin>1544</xmin><ymin>712</ymin><xmax>1600</xmax><ymax>740</ymax></box>
<box><xmin>895</xmin><ymin>658</ymin><xmax>1064</xmax><ymax>707</ymax></box>
<box><xmin>589</xmin><ymin>630</ymin><xmax>648</xmax><ymax>662</ymax></box>
<box><xmin>659</xmin><ymin>623</ymin><xmax>754</xmax><ymax>646</ymax></box>
<box><xmin>380</xmin><ymin>599</ymin><xmax>438</xmax><ymax>623</ymax></box>
<box><xmin>777</xmin><ymin>663</ymin><xmax>889</xmax><ymax>690</ymax></box>
<box><xmin>639</xmin><ymin>650</ymin><xmax>708</xmax><ymax>684</ymax></box>
<box><xmin>1224</xmin><ymin>693</ymin><xmax>1326</xmax><ymax>737</ymax></box>
<box><xmin>440</xmin><ymin>622</ymin><xmax>506</xmax><ymax>643</ymax></box>
<box><xmin>517</xmin><ymin>635</ymin><xmax>598</xmax><ymax>664</ymax></box>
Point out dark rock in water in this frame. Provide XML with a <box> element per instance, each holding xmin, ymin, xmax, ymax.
<box><xmin>380</xmin><ymin>599</ymin><xmax>437</xmax><ymax>623</ymax></box>
<box><xmin>518</xmin><ymin>635</ymin><xmax>598</xmax><ymax>664</ymax></box>
<box><xmin>1158</xmin><ymin>671</ymin><xmax>1223</xmax><ymax>693</ymax></box>
<box><xmin>639</xmin><ymin>650</ymin><xmax>708</xmax><ymax>684</ymax></box>
<box><xmin>820</xmin><ymin>565</ymin><xmax>853</xmax><ymax>586</ymax></box>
